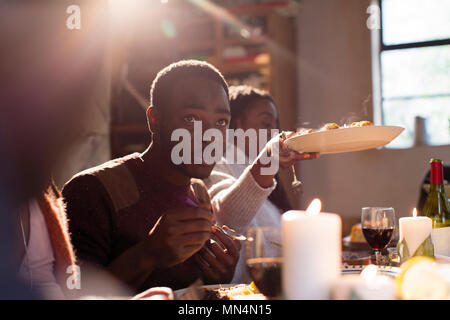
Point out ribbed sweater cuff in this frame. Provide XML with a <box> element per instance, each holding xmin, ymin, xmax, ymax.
<box><xmin>214</xmin><ymin>166</ymin><xmax>276</xmax><ymax>232</ymax></box>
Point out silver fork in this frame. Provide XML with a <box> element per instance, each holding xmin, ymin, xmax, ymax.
<box><xmin>281</xmin><ymin>131</ymin><xmax>303</xmax><ymax>192</ymax></box>
<box><xmin>217</xmin><ymin>225</ymin><xmax>253</xmax><ymax>241</ymax></box>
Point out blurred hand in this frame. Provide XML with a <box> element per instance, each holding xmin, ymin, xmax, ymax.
<box><xmin>194</xmin><ymin>227</ymin><xmax>241</xmax><ymax>284</ymax></box>
<box><xmin>145</xmin><ymin>206</ymin><xmax>213</xmax><ymax>268</ymax></box>
<box><xmin>131</xmin><ymin>287</ymin><xmax>174</xmax><ymax>300</ymax></box>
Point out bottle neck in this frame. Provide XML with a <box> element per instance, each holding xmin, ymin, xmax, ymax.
<box><xmin>430</xmin><ymin>161</ymin><xmax>444</xmax><ymax>184</ymax></box>
<box><xmin>430</xmin><ymin>183</ymin><xmax>446</xmax><ymax>195</ymax></box>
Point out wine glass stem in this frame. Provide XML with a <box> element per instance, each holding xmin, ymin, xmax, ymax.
<box><xmin>375</xmin><ymin>250</ymin><xmax>381</xmax><ymax>265</ymax></box>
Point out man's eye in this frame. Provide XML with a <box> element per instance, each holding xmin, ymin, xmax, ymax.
<box><xmin>216</xmin><ymin>119</ymin><xmax>229</xmax><ymax>127</ymax></box>
<box><xmin>183</xmin><ymin>115</ymin><xmax>196</xmax><ymax>123</ymax></box>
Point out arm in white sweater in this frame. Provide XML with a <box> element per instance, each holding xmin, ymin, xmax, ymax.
<box><xmin>204</xmin><ymin>163</ymin><xmax>276</xmax><ymax>233</ymax></box>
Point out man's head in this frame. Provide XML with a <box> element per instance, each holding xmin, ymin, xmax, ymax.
<box><xmin>147</xmin><ymin>60</ymin><xmax>230</xmax><ymax>179</ymax></box>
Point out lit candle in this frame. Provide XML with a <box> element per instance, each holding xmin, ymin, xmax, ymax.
<box><xmin>281</xmin><ymin>199</ymin><xmax>342</xmax><ymax>299</ymax></box>
<box><xmin>398</xmin><ymin>208</ymin><xmax>434</xmax><ymax>262</ymax></box>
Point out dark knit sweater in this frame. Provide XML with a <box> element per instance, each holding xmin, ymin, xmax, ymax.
<box><xmin>62</xmin><ymin>153</ymin><xmax>202</xmax><ymax>292</ymax></box>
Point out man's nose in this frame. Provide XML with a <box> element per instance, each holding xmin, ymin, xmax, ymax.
<box><xmin>201</xmin><ymin>120</ymin><xmax>215</xmax><ymax>131</ymax></box>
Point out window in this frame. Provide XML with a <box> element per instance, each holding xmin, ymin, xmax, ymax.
<box><xmin>377</xmin><ymin>0</ymin><xmax>450</xmax><ymax>148</ymax></box>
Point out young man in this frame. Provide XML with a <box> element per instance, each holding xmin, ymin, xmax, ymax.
<box><xmin>63</xmin><ymin>60</ymin><xmax>240</xmax><ymax>294</ymax></box>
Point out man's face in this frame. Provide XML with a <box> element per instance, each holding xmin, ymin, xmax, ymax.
<box><xmin>159</xmin><ymin>76</ymin><xmax>230</xmax><ymax>179</ymax></box>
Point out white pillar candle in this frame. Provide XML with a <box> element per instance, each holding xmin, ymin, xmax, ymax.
<box><xmin>281</xmin><ymin>199</ymin><xmax>341</xmax><ymax>299</ymax></box>
<box><xmin>399</xmin><ymin>208</ymin><xmax>433</xmax><ymax>257</ymax></box>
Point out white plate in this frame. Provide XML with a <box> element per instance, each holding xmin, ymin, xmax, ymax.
<box><xmin>285</xmin><ymin>126</ymin><xmax>404</xmax><ymax>154</ymax></box>
<box><xmin>341</xmin><ymin>265</ymin><xmax>400</xmax><ymax>277</ymax></box>
<box><xmin>175</xmin><ymin>265</ymin><xmax>402</xmax><ymax>299</ymax></box>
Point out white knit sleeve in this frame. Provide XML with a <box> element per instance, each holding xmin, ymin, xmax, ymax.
<box><xmin>204</xmin><ymin>164</ymin><xmax>276</xmax><ymax>233</ymax></box>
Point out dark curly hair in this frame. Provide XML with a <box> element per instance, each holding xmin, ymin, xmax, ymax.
<box><xmin>228</xmin><ymin>85</ymin><xmax>275</xmax><ymax>129</ymax></box>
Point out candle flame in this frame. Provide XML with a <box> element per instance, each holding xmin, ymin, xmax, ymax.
<box><xmin>413</xmin><ymin>208</ymin><xmax>417</xmax><ymax>217</ymax></box>
<box><xmin>361</xmin><ymin>264</ymin><xmax>377</xmax><ymax>282</ymax></box>
<box><xmin>306</xmin><ymin>199</ymin><xmax>322</xmax><ymax>215</ymax></box>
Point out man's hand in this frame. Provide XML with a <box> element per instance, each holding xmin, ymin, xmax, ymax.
<box><xmin>106</xmin><ymin>206</ymin><xmax>212</xmax><ymax>290</ymax></box>
<box><xmin>194</xmin><ymin>227</ymin><xmax>241</xmax><ymax>284</ymax></box>
<box><xmin>131</xmin><ymin>287</ymin><xmax>174</xmax><ymax>300</ymax></box>
<box><xmin>145</xmin><ymin>206</ymin><xmax>213</xmax><ymax>268</ymax></box>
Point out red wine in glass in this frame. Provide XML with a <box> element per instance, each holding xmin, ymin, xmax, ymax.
<box><xmin>361</xmin><ymin>207</ymin><xmax>395</xmax><ymax>265</ymax></box>
<box><xmin>246</xmin><ymin>257</ymin><xmax>282</xmax><ymax>298</ymax></box>
<box><xmin>362</xmin><ymin>227</ymin><xmax>394</xmax><ymax>251</ymax></box>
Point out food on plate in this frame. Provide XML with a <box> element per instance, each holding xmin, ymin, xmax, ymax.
<box><xmin>203</xmin><ymin>282</ymin><xmax>265</xmax><ymax>300</ymax></box>
<box><xmin>351</xmin><ymin>120</ymin><xmax>373</xmax><ymax>127</ymax></box>
<box><xmin>349</xmin><ymin>223</ymin><xmax>366</xmax><ymax>243</ymax></box>
<box><xmin>320</xmin><ymin>122</ymin><xmax>341</xmax><ymax>131</ymax></box>
<box><xmin>296</xmin><ymin>128</ymin><xmax>313</xmax><ymax>136</ymax></box>
<box><xmin>291</xmin><ymin>120</ymin><xmax>374</xmax><ymax>137</ymax></box>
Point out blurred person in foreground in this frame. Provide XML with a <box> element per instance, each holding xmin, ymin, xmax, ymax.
<box><xmin>204</xmin><ymin>85</ymin><xmax>320</xmax><ymax>283</ymax></box>
<box><xmin>63</xmin><ymin>60</ymin><xmax>241</xmax><ymax>294</ymax></box>
<box><xmin>0</xmin><ymin>1</ymin><xmax>172</xmax><ymax>300</ymax></box>
<box><xmin>0</xmin><ymin>0</ymin><xmax>108</xmax><ymax>298</ymax></box>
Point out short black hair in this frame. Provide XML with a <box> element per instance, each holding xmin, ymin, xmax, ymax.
<box><xmin>150</xmin><ymin>60</ymin><xmax>229</xmax><ymax>112</ymax></box>
<box><xmin>228</xmin><ymin>85</ymin><xmax>275</xmax><ymax>129</ymax></box>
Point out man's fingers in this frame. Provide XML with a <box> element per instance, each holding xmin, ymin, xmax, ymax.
<box><xmin>233</xmin><ymin>239</ymin><xmax>242</xmax><ymax>251</ymax></box>
<box><xmin>198</xmin><ymin>247</ymin><xmax>227</xmax><ymax>274</ymax></box>
<box><xmin>178</xmin><ymin>220</ymin><xmax>212</xmax><ymax>234</ymax></box>
<box><xmin>180</xmin><ymin>244</ymin><xmax>207</xmax><ymax>261</ymax></box>
<box><xmin>174</xmin><ymin>207</ymin><xmax>213</xmax><ymax>222</ymax></box>
<box><xmin>206</xmin><ymin>240</ymin><xmax>234</xmax><ymax>267</ymax></box>
<box><xmin>197</xmin><ymin>202</ymin><xmax>212</xmax><ymax>211</ymax></box>
<box><xmin>211</xmin><ymin>229</ymin><xmax>239</xmax><ymax>257</ymax></box>
<box><xmin>181</xmin><ymin>232</ymin><xmax>210</xmax><ymax>246</ymax></box>
<box><xmin>194</xmin><ymin>254</ymin><xmax>218</xmax><ymax>280</ymax></box>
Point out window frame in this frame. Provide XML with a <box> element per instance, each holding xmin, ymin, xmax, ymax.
<box><xmin>373</xmin><ymin>0</ymin><xmax>450</xmax><ymax>147</ymax></box>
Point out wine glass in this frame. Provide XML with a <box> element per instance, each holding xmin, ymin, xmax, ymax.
<box><xmin>361</xmin><ymin>207</ymin><xmax>396</xmax><ymax>265</ymax></box>
<box><xmin>246</xmin><ymin>226</ymin><xmax>283</xmax><ymax>299</ymax></box>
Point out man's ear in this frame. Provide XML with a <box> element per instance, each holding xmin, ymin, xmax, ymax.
<box><xmin>147</xmin><ymin>105</ymin><xmax>160</xmax><ymax>134</ymax></box>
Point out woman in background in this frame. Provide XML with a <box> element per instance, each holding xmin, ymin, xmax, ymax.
<box><xmin>204</xmin><ymin>85</ymin><xmax>319</xmax><ymax>283</ymax></box>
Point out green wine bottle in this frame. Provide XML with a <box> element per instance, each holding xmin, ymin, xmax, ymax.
<box><xmin>423</xmin><ymin>159</ymin><xmax>450</xmax><ymax>256</ymax></box>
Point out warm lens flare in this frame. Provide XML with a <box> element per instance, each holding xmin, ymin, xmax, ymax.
<box><xmin>306</xmin><ymin>198</ymin><xmax>321</xmax><ymax>215</ymax></box>
<box><xmin>413</xmin><ymin>208</ymin><xmax>417</xmax><ymax>217</ymax></box>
